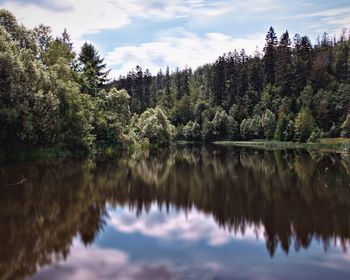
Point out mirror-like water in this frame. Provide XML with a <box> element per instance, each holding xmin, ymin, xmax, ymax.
<box><xmin>1</xmin><ymin>145</ymin><xmax>350</xmax><ymax>280</ymax></box>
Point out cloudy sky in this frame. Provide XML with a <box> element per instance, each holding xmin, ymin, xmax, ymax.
<box><xmin>1</xmin><ymin>0</ymin><xmax>350</xmax><ymax>78</ymax></box>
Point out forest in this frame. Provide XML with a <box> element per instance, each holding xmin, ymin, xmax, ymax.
<box><xmin>1</xmin><ymin>9</ymin><xmax>350</xmax><ymax>156</ymax></box>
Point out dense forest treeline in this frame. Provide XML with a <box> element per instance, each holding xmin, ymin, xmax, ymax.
<box><xmin>113</xmin><ymin>27</ymin><xmax>350</xmax><ymax>143</ymax></box>
<box><xmin>1</xmin><ymin>9</ymin><xmax>350</xmax><ymax>156</ymax></box>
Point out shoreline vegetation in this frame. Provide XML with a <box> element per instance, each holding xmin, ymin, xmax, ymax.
<box><xmin>3</xmin><ymin>137</ymin><xmax>349</xmax><ymax>164</ymax></box>
<box><xmin>215</xmin><ymin>138</ymin><xmax>350</xmax><ymax>153</ymax></box>
<box><xmin>1</xmin><ymin>10</ymin><xmax>350</xmax><ymax>161</ymax></box>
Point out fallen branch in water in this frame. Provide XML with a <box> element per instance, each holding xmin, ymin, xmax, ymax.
<box><xmin>3</xmin><ymin>178</ymin><xmax>27</xmax><ymax>187</ymax></box>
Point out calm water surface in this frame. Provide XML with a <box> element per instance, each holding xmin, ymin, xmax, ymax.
<box><xmin>1</xmin><ymin>145</ymin><xmax>350</xmax><ymax>280</ymax></box>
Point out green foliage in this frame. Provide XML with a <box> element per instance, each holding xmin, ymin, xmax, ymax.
<box><xmin>174</xmin><ymin>125</ymin><xmax>185</xmax><ymax>141</ymax></box>
<box><xmin>264</xmin><ymin>27</ymin><xmax>278</xmax><ymax>85</ymax></box>
<box><xmin>240</xmin><ymin>116</ymin><xmax>261</xmax><ymax>140</ymax></box>
<box><xmin>226</xmin><ymin>104</ymin><xmax>239</xmax><ymax>140</ymax></box>
<box><xmin>56</xmin><ymin>81</ymin><xmax>95</xmax><ymax>154</ymax></box>
<box><xmin>298</xmin><ymin>84</ymin><xmax>313</xmax><ymax>108</ymax></box>
<box><xmin>284</xmin><ymin>119</ymin><xmax>295</xmax><ymax>141</ymax></box>
<box><xmin>274</xmin><ymin>113</ymin><xmax>288</xmax><ymax>141</ymax></box>
<box><xmin>183</xmin><ymin>121</ymin><xmax>201</xmax><ymax>141</ymax></box>
<box><xmin>79</xmin><ymin>42</ymin><xmax>110</xmax><ymax>96</ymax></box>
<box><xmin>0</xmin><ymin>10</ymin><xmax>151</xmax><ymax>156</ymax></box>
<box><xmin>103</xmin><ymin>88</ymin><xmax>131</xmax><ymax>127</ymax></box>
<box><xmin>308</xmin><ymin>129</ymin><xmax>321</xmax><ymax>143</ymax></box>
<box><xmin>294</xmin><ymin>108</ymin><xmax>316</xmax><ymax>142</ymax></box>
<box><xmin>33</xmin><ymin>24</ymin><xmax>52</xmax><ymax>56</ymax></box>
<box><xmin>170</xmin><ymin>95</ymin><xmax>194</xmax><ymax>125</ymax></box>
<box><xmin>43</xmin><ymin>39</ymin><xmax>75</xmax><ymax>66</ymax></box>
<box><xmin>239</xmin><ymin>110</ymin><xmax>275</xmax><ymax>141</ymax></box>
<box><xmin>110</xmin><ymin>26</ymin><xmax>350</xmax><ymax>144</ymax></box>
<box><xmin>212</xmin><ymin>109</ymin><xmax>229</xmax><ymax>140</ymax></box>
<box><xmin>194</xmin><ymin>100</ymin><xmax>210</xmax><ymax>125</ymax></box>
<box><xmin>93</xmin><ymin>88</ymin><xmax>132</xmax><ymax>148</ymax></box>
<box><xmin>261</xmin><ymin>109</ymin><xmax>276</xmax><ymax>139</ymax></box>
<box><xmin>134</xmin><ymin>107</ymin><xmax>174</xmax><ymax>146</ymax></box>
<box><xmin>1</xmin><ymin>9</ymin><xmax>350</xmax><ymax>155</ymax></box>
<box><xmin>0</xmin><ymin>26</ymin><xmax>59</xmax><ymax>146</ymax></box>
<box><xmin>0</xmin><ymin>9</ymin><xmax>36</xmax><ymax>51</ymax></box>
<box><xmin>227</xmin><ymin>116</ymin><xmax>239</xmax><ymax>140</ymax></box>
<box><xmin>341</xmin><ymin>115</ymin><xmax>350</xmax><ymax>138</ymax></box>
<box><xmin>202</xmin><ymin>118</ymin><xmax>215</xmax><ymax>142</ymax></box>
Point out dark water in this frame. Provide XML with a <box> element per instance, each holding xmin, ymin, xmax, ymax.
<box><xmin>1</xmin><ymin>145</ymin><xmax>350</xmax><ymax>280</ymax></box>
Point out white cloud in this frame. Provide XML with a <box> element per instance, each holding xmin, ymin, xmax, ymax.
<box><xmin>3</xmin><ymin>0</ymin><xmax>348</xmax><ymax>79</ymax></box>
<box><xmin>227</xmin><ymin>0</ymin><xmax>280</xmax><ymax>13</ymax></box>
<box><xmin>277</xmin><ymin>6</ymin><xmax>350</xmax><ymax>35</ymax></box>
<box><xmin>1</xmin><ymin>0</ymin><xmax>131</xmax><ymax>40</ymax></box>
<box><xmin>1</xmin><ymin>0</ymin><xmax>73</xmax><ymax>11</ymax></box>
<box><xmin>0</xmin><ymin>1</ymin><xmax>230</xmax><ymax>38</ymax></box>
<box><xmin>106</xmin><ymin>31</ymin><xmax>265</xmax><ymax>77</ymax></box>
<box><xmin>1</xmin><ymin>0</ymin><xmax>275</xmax><ymax>40</ymax></box>
<box><xmin>1</xmin><ymin>0</ymin><xmax>268</xmax><ymax>66</ymax></box>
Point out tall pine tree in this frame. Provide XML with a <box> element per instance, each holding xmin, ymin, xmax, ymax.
<box><xmin>263</xmin><ymin>27</ymin><xmax>278</xmax><ymax>85</ymax></box>
<box><xmin>79</xmin><ymin>42</ymin><xmax>110</xmax><ymax>96</ymax></box>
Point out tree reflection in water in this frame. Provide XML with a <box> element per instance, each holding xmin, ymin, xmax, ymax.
<box><xmin>0</xmin><ymin>145</ymin><xmax>350</xmax><ymax>279</ymax></box>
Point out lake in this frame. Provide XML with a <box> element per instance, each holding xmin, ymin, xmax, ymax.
<box><xmin>1</xmin><ymin>145</ymin><xmax>350</xmax><ymax>280</ymax></box>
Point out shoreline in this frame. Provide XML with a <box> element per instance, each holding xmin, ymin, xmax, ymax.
<box><xmin>1</xmin><ymin>138</ymin><xmax>349</xmax><ymax>163</ymax></box>
<box><xmin>214</xmin><ymin>139</ymin><xmax>350</xmax><ymax>153</ymax></box>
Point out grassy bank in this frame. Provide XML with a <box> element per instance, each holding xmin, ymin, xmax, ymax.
<box><xmin>0</xmin><ymin>142</ymin><xmax>158</xmax><ymax>163</ymax></box>
<box><xmin>215</xmin><ymin>138</ymin><xmax>350</xmax><ymax>153</ymax></box>
<box><xmin>0</xmin><ymin>147</ymin><xmax>62</xmax><ymax>163</ymax></box>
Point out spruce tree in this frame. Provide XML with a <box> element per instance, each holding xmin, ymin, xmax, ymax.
<box><xmin>163</xmin><ymin>66</ymin><xmax>173</xmax><ymax>109</ymax></box>
<box><xmin>335</xmin><ymin>43</ymin><xmax>349</xmax><ymax>83</ymax></box>
<box><xmin>79</xmin><ymin>42</ymin><xmax>110</xmax><ymax>96</ymax></box>
<box><xmin>263</xmin><ymin>27</ymin><xmax>278</xmax><ymax>85</ymax></box>
<box><xmin>277</xmin><ymin>30</ymin><xmax>292</xmax><ymax>95</ymax></box>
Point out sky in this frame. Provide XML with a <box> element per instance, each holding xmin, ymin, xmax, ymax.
<box><xmin>1</xmin><ymin>0</ymin><xmax>350</xmax><ymax>78</ymax></box>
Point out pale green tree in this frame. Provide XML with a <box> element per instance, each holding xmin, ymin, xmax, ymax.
<box><xmin>135</xmin><ymin>107</ymin><xmax>174</xmax><ymax>145</ymax></box>
<box><xmin>294</xmin><ymin>108</ymin><xmax>316</xmax><ymax>142</ymax></box>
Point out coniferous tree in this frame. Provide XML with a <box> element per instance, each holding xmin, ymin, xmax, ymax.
<box><xmin>143</xmin><ymin>69</ymin><xmax>153</xmax><ymax>110</ymax></box>
<box><xmin>212</xmin><ymin>55</ymin><xmax>226</xmax><ymax>107</ymax></box>
<box><xmin>175</xmin><ymin>68</ymin><xmax>182</xmax><ymax>100</ymax></box>
<box><xmin>162</xmin><ymin>66</ymin><xmax>173</xmax><ymax>109</ymax></box>
<box><xmin>134</xmin><ymin>65</ymin><xmax>144</xmax><ymax>113</ymax></box>
<box><xmin>263</xmin><ymin>27</ymin><xmax>278</xmax><ymax>85</ymax></box>
<box><xmin>238</xmin><ymin>49</ymin><xmax>249</xmax><ymax>105</ymax></box>
<box><xmin>335</xmin><ymin>42</ymin><xmax>349</xmax><ymax>83</ymax></box>
<box><xmin>79</xmin><ymin>42</ymin><xmax>110</xmax><ymax>96</ymax></box>
<box><xmin>292</xmin><ymin>34</ymin><xmax>313</xmax><ymax>96</ymax></box>
<box><xmin>277</xmin><ymin>30</ymin><xmax>292</xmax><ymax>96</ymax></box>
<box><xmin>248</xmin><ymin>50</ymin><xmax>264</xmax><ymax>93</ymax></box>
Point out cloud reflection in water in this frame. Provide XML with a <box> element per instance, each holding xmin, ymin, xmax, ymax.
<box><xmin>30</xmin><ymin>240</ymin><xmax>225</xmax><ymax>280</ymax></box>
<box><xmin>109</xmin><ymin>204</ymin><xmax>265</xmax><ymax>246</ymax></box>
